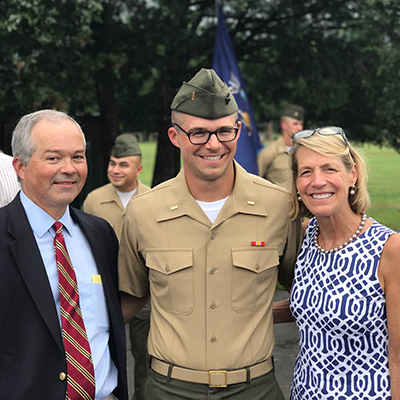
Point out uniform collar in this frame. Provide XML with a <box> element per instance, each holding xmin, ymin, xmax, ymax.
<box><xmin>156</xmin><ymin>161</ymin><xmax>267</xmax><ymax>228</ymax></box>
<box><xmin>156</xmin><ymin>169</ymin><xmax>210</xmax><ymax>226</ymax></box>
<box><xmin>98</xmin><ymin>183</ymin><xmax>123</xmax><ymax>208</ymax></box>
<box><xmin>100</xmin><ymin>181</ymin><xmax>146</xmax><ymax>207</ymax></box>
<box><xmin>136</xmin><ymin>180</ymin><xmax>149</xmax><ymax>195</ymax></box>
<box><xmin>228</xmin><ymin>161</ymin><xmax>268</xmax><ymax>217</ymax></box>
<box><xmin>277</xmin><ymin>135</ymin><xmax>290</xmax><ymax>154</ymax></box>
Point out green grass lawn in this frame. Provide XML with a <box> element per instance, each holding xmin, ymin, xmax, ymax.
<box><xmin>138</xmin><ymin>141</ymin><xmax>400</xmax><ymax>231</ymax></box>
<box><xmin>360</xmin><ymin>143</ymin><xmax>400</xmax><ymax>231</ymax></box>
<box><xmin>139</xmin><ymin>141</ymin><xmax>157</xmax><ymax>188</ymax></box>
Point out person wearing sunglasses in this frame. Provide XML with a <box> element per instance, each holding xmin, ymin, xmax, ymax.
<box><xmin>118</xmin><ymin>68</ymin><xmax>302</xmax><ymax>400</ymax></box>
<box><xmin>288</xmin><ymin>127</ymin><xmax>400</xmax><ymax>399</ymax></box>
<box><xmin>257</xmin><ymin>104</ymin><xmax>304</xmax><ymax>190</ymax></box>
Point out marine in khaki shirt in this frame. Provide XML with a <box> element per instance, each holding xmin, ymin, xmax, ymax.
<box><xmin>83</xmin><ymin>133</ymin><xmax>150</xmax><ymax>239</ymax></box>
<box><xmin>257</xmin><ymin>104</ymin><xmax>304</xmax><ymax>191</ymax></box>
<box><xmin>83</xmin><ymin>180</ymin><xmax>149</xmax><ymax>239</ymax></box>
<box><xmin>83</xmin><ymin>133</ymin><xmax>150</xmax><ymax>400</ymax></box>
<box><xmin>119</xmin><ymin>69</ymin><xmax>301</xmax><ymax>400</ymax></box>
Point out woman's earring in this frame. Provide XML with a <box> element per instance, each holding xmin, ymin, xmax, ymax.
<box><xmin>297</xmin><ymin>192</ymin><xmax>302</xmax><ymax>201</ymax></box>
<box><xmin>350</xmin><ymin>185</ymin><xmax>356</xmax><ymax>196</ymax></box>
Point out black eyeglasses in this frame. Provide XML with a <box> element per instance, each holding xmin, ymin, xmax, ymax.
<box><xmin>292</xmin><ymin>126</ymin><xmax>350</xmax><ymax>149</ymax></box>
<box><xmin>172</xmin><ymin>123</ymin><xmax>239</xmax><ymax>145</ymax></box>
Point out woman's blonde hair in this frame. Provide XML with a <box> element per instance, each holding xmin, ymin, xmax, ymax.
<box><xmin>289</xmin><ymin>132</ymin><xmax>371</xmax><ymax>219</ymax></box>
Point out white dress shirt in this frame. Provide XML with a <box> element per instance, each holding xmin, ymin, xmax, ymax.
<box><xmin>0</xmin><ymin>152</ymin><xmax>20</xmax><ymax>207</ymax></box>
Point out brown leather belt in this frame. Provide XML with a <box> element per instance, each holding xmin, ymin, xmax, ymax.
<box><xmin>150</xmin><ymin>357</ymin><xmax>273</xmax><ymax>388</ymax></box>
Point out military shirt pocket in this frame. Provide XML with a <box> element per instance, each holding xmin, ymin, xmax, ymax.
<box><xmin>231</xmin><ymin>247</ymin><xmax>279</xmax><ymax>313</ymax></box>
<box><xmin>146</xmin><ymin>248</ymin><xmax>194</xmax><ymax>315</ymax></box>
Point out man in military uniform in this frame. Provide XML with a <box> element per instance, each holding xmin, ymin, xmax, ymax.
<box><xmin>83</xmin><ymin>134</ymin><xmax>150</xmax><ymax>400</ymax></box>
<box><xmin>257</xmin><ymin>104</ymin><xmax>304</xmax><ymax>190</ymax></box>
<box><xmin>83</xmin><ymin>134</ymin><xmax>150</xmax><ymax>239</ymax></box>
<box><xmin>118</xmin><ymin>69</ymin><xmax>301</xmax><ymax>399</ymax></box>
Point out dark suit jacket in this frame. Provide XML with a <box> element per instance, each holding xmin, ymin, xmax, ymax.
<box><xmin>0</xmin><ymin>194</ymin><xmax>128</xmax><ymax>400</ymax></box>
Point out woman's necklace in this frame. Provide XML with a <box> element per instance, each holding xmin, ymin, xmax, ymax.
<box><xmin>314</xmin><ymin>213</ymin><xmax>367</xmax><ymax>254</ymax></box>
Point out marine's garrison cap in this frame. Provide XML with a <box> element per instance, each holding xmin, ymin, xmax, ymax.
<box><xmin>282</xmin><ymin>104</ymin><xmax>305</xmax><ymax>121</ymax></box>
<box><xmin>111</xmin><ymin>133</ymin><xmax>141</xmax><ymax>157</ymax></box>
<box><xmin>171</xmin><ymin>68</ymin><xmax>238</xmax><ymax>119</ymax></box>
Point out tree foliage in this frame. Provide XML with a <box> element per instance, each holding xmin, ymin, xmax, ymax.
<box><xmin>0</xmin><ymin>0</ymin><xmax>398</xmax><ymax>188</ymax></box>
<box><xmin>0</xmin><ymin>0</ymin><xmax>103</xmax><ymax>116</ymax></box>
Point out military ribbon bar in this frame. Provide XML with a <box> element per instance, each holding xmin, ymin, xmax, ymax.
<box><xmin>251</xmin><ymin>241</ymin><xmax>265</xmax><ymax>247</ymax></box>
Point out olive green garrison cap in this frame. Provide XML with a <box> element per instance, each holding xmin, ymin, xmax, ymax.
<box><xmin>171</xmin><ymin>68</ymin><xmax>238</xmax><ymax>119</ymax></box>
<box><xmin>282</xmin><ymin>104</ymin><xmax>305</xmax><ymax>121</ymax></box>
<box><xmin>111</xmin><ymin>133</ymin><xmax>141</xmax><ymax>158</ymax></box>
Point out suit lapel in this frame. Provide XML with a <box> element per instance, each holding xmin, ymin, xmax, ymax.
<box><xmin>8</xmin><ymin>196</ymin><xmax>64</xmax><ymax>352</ymax></box>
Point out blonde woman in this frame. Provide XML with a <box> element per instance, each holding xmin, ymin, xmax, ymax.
<box><xmin>288</xmin><ymin>127</ymin><xmax>400</xmax><ymax>399</ymax></box>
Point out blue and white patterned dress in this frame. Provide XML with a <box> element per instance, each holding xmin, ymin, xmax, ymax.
<box><xmin>290</xmin><ymin>217</ymin><xmax>396</xmax><ymax>400</ymax></box>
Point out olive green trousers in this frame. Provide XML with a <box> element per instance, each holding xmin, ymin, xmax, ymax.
<box><xmin>141</xmin><ymin>368</ymin><xmax>285</xmax><ymax>400</ymax></box>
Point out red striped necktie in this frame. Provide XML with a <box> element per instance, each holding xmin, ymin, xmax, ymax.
<box><xmin>54</xmin><ymin>222</ymin><xmax>96</xmax><ymax>400</ymax></box>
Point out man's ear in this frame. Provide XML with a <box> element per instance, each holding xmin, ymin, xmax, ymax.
<box><xmin>236</xmin><ymin>120</ymin><xmax>242</xmax><ymax>142</ymax></box>
<box><xmin>12</xmin><ymin>157</ymin><xmax>25</xmax><ymax>180</ymax></box>
<box><xmin>168</xmin><ymin>127</ymin><xmax>180</xmax><ymax>149</ymax></box>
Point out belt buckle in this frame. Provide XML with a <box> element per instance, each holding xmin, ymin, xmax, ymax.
<box><xmin>209</xmin><ymin>370</ymin><xmax>227</xmax><ymax>388</ymax></box>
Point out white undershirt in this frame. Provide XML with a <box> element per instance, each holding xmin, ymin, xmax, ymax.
<box><xmin>116</xmin><ymin>188</ymin><xmax>137</xmax><ymax>209</ymax></box>
<box><xmin>196</xmin><ymin>196</ymin><xmax>229</xmax><ymax>224</ymax></box>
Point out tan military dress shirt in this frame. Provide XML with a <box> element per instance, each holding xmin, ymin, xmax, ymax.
<box><xmin>83</xmin><ymin>180</ymin><xmax>150</xmax><ymax>240</ymax></box>
<box><xmin>257</xmin><ymin>136</ymin><xmax>292</xmax><ymax>191</ymax></box>
<box><xmin>119</xmin><ymin>162</ymin><xmax>301</xmax><ymax>371</ymax></box>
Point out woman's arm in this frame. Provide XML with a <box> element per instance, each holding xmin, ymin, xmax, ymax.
<box><xmin>379</xmin><ymin>233</ymin><xmax>400</xmax><ymax>399</ymax></box>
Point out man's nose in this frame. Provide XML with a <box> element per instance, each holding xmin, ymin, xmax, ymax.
<box><xmin>205</xmin><ymin>132</ymin><xmax>222</xmax><ymax>149</ymax></box>
<box><xmin>60</xmin><ymin>158</ymin><xmax>76</xmax><ymax>174</ymax></box>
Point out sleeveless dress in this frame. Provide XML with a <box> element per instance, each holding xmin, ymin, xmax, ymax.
<box><xmin>290</xmin><ymin>217</ymin><xmax>396</xmax><ymax>400</ymax></box>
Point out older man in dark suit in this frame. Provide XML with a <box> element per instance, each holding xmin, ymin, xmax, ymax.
<box><xmin>0</xmin><ymin>110</ymin><xmax>128</xmax><ymax>400</ymax></box>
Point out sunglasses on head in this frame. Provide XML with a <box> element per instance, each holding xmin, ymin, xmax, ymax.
<box><xmin>292</xmin><ymin>126</ymin><xmax>350</xmax><ymax>149</ymax></box>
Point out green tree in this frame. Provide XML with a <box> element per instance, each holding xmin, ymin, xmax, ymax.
<box><xmin>220</xmin><ymin>0</ymin><xmax>400</xmax><ymax>149</ymax></box>
<box><xmin>1</xmin><ymin>0</ymin><xmax>399</xmax><ymax>190</ymax></box>
<box><xmin>0</xmin><ymin>0</ymin><xmax>103</xmax><ymax>117</ymax></box>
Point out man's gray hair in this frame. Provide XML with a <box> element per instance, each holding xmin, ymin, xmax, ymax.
<box><xmin>11</xmin><ymin>109</ymin><xmax>85</xmax><ymax>165</ymax></box>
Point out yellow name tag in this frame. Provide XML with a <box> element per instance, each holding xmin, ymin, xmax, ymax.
<box><xmin>92</xmin><ymin>274</ymin><xmax>102</xmax><ymax>284</ymax></box>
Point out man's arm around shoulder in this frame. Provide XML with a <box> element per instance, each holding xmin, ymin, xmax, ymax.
<box><xmin>120</xmin><ymin>292</ymin><xmax>150</xmax><ymax>324</ymax></box>
<box><xmin>273</xmin><ymin>297</ymin><xmax>294</xmax><ymax>323</ymax></box>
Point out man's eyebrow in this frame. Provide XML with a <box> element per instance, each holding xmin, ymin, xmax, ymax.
<box><xmin>187</xmin><ymin>125</ymin><xmax>234</xmax><ymax>131</ymax></box>
<box><xmin>43</xmin><ymin>148</ymin><xmax>85</xmax><ymax>154</ymax></box>
<box><xmin>43</xmin><ymin>149</ymin><xmax>62</xmax><ymax>154</ymax></box>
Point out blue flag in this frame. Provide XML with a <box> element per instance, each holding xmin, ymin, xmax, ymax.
<box><xmin>212</xmin><ymin>5</ymin><xmax>261</xmax><ymax>175</ymax></box>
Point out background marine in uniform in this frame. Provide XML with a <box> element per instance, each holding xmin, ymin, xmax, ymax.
<box><xmin>257</xmin><ymin>104</ymin><xmax>304</xmax><ymax>190</ymax></box>
<box><xmin>84</xmin><ymin>133</ymin><xmax>150</xmax><ymax>400</ymax></box>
